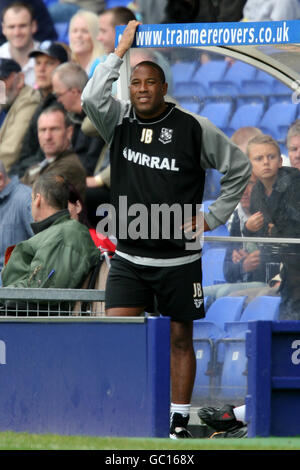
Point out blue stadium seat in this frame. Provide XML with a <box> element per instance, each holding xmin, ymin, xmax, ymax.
<box><xmin>106</xmin><ymin>0</ymin><xmax>130</xmax><ymax>7</ymax></box>
<box><xmin>223</xmin><ymin>61</ymin><xmax>257</xmax><ymax>88</ymax></box>
<box><xmin>171</xmin><ymin>62</ymin><xmax>197</xmax><ymax>86</ymax></box>
<box><xmin>240</xmin><ymin>295</ymin><xmax>281</xmax><ymax>322</ymax></box>
<box><xmin>259</xmin><ymin>102</ymin><xmax>298</xmax><ymax>140</ymax></box>
<box><xmin>228</xmin><ymin>102</ymin><xmax>264</xmax><ymax>130</ymax></box>
<box><xmin>177</xmin><ymin>100</ymin><xmax>200</xmax><ymax>114</ymax></box>
<box><xmin>43</xmin><ymin>0</ymin><xmax>58</xmax><ymax>6</ymax></box>
<box><xmin>0</xmin><ymin>110</ymin><xmax>6</xmax><ymax>127</ymax></box>
<box><xmin>255</xmin><ymin>69</ymin><xmax>275</xmax><ymax>83</ymax></box>
<box><xmin>224</xmin><ymin>295</ymin><xmax>281</xmax><ymax>338</ymax></box>
<box><xmin>216</xmin><ymin>335</ymin><xmax>248</xmax><ymax>401</ymax></box>
<box><xmin>202</xmin><ymin>247</ymin><xmax>227</xmax><ymax>286</ymax></box>
<box><xmin>199</xmin><ymin>101</ymin><xmax>233</xmax><ymax>128</ymax></box>
<box><xmin>192</xmin><ymin>60</ymin><xmax>228</xmax><ymax>90</ymax></box>
<box><xmin>173</xmin><ymin>81</ymin><xmax>207</xmax><ymax>100</ymax></box>
<box><xmin>241</xmin><ymin>79</ymin><xmax>273</xmax><ymax>97</ymax></box>
<box><xmin>272</xmin><ymin>80</ymin><xmax>291</xmax><ymax>96</ymax></box>
<box><xmin>54</xmin><ymin>22</ymin><xmax>69</xmax><ymax>44</ymax></box>
<box><xmin>209</xmin><ymin>80</ymin><xmax>240</xmax><ymax>97</ymax></box>
<box><xmin>215</xmin><ymin>296</ymin><xmax>281</xmax><ymax>401</ymax></box>
<box><xmin>192</xmin><ymin>320</ymin><xmax>224</xmax><ymax>402</ymax></box>
<box><xmin>268</xmin><ymin>80</ymin><xmax>292</xmax><ymax>105</ymax></box>
<box><xmin>201</xmin><ymin>296</ymin><xmax>247</xmax><ymax>330</ymax></box>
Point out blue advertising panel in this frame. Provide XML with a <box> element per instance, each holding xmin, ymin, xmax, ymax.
<box><xmin>0</xmin><ymin>317</ymin><xmax>170</xmax><ymax>437</ymax></box>
<box><xmin>246</xmin><ymin>321</ymin><xmax>300</xmax><ymax>437</ymax></box>
<box><xmin>116</xmin><ymin>20</ymin><xmax>300</xmax><ymax>49</ymax></box>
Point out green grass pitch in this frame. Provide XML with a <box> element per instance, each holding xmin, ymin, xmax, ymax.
<box><xmin>0</xmin><ymin>431</ymin><xmax>300</xmax><ymax>450</ymax></box>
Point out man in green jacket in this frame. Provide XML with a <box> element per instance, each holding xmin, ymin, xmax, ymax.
<box><xmin>1</xmin><ymin>172</ymin><xmax>100</xmax><ymax>291</ymax></box>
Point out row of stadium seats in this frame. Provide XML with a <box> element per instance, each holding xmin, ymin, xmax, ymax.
<box><xmin>192</xmin><ymin>295</ymin><xmax>281</xmax><ymax>404</ymax></box>
<box><xmin>177</xmin><ymin>98</ymin><xmax>296</xmax><ymax>143</ymax></box>
<box><xmin>172</xmin><ymin>59</ymin><xmax>294</xmax><ymax>144</ymax></box>
<box><xmin>172</xmin><ymin>59</ymin><xmax>291</xmax><ymax>97</ymax></box>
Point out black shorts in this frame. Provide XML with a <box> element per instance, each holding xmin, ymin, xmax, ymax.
<box><xmin>105</xmin><ymin>254</ymin><xmax>205</xmax><ymax>322</ymax></box>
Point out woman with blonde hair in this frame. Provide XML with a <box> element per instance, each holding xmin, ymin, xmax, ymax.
<box><xmin>68</xmin><ymin>9</ymin><xmax>104</xmax><ymax>75</ymax></box>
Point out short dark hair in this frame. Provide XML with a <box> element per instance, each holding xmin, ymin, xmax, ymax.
<box><xmin>105</xmin><ymin>6</ymin><xmax>136</xmax><ymax>26</ymax></box>
<box><xmin>68</xmin><ymin>181</ymin><xmax>90</xmax><ymax>227</ymax></box>
<box><xmin>1</xmin><ymin>1</ymin><xmax>35</xmax><ymax>22</ymax></box>
<box><xmin>38</xmin><ymin>102</ymin><xmax>72</xmax><ymax>128</ymax></box>
<box><xmin>131</xmin><ymin>61</ymin><xmax>166</xmax><ymax>84</ymax></box>
<box><xmin>33</xmin><ymin>173</ymin><xmax>70</xmax><ymax>210</ymax></box>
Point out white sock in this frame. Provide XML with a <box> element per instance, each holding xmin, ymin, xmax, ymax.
<box><xmin>170</xmin><ymin>403</ymin><xmax>191</xmax><ymax>418</ymax></box>
<box><xmin>233</xmin><ymin>405</ymin><xmax>246</xmax><ymax>424</ymax></box>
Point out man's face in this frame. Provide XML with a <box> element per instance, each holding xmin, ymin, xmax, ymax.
<box><xmin>38</xmin><ymin>110</ymin><xmax>73</xmax><ymax>158</ymax></box>
<box><xmin>129</xmin><ymin>64</ymin><xmax>167</xmax><ymax>119</ymax></box>
<box><xmin>288</xmin><ymin>135</ymin><xmax>300</xmax><ymax>171</ymax></box>
<box><xmin>248</xmin><ymin>143</ymin><xmax>282</xmax><ymax>183</ymax></box>
<box><xmin>34</xmin><ymin>54</ymin><xmax>60</xmax><ymax>94</ymax></box>
<box><xmin>97</xmin><ymin>12</ymin><xmax>116</xmax><ymax>54</ymax></box>
<box><xmin>52</xmin><ymin>73</ymin><xmax>79</xmax><ymax>113</ymax></box>
<box><xmin>2</xmin><ymin>8</ymin><xmax>36</xmax><ymax>50</ymax></box>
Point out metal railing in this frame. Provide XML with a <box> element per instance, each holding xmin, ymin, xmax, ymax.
<box><xmin>0</xmin><ymin>287</ymin><xmax>106</xmax><ymax>317</ymax></box>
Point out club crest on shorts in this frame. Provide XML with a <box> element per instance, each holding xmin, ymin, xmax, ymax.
<box><xmin>194</xmin><ymin>299</ymin><xmax>203</xmax><ymax>308</ymax></box>
<box><xmin>193</xmin><ymin>282</ymin><xmax>203</xmax><ymax>308</ymax></box>
<box><xmin>159</xmin><ymin>127</ymin><xmax>173</xmax><ymax>144</ymax></box>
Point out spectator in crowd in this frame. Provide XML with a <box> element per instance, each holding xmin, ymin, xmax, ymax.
<box><xmin>82</xmin><ymin>20</ymin><xmax>252</xmax><ymax>439</ymax></box>
<box><xmin>223</xmin><ymin>172</ymin><xmax>264</xmax><ymax>283</ymax></box>
<box><xmin>9</xmin><ymin>41</ymin><xmax>69</xmax><ymax>177</ymax></box>
<box><xmin>22</xmin><ymin>103</ymin><xmax>86</xmax><ymax>202</ymax></box>
<box><xmin>68</xmin><ymin>181</ymin><xmax>116</xmax><ymax>255</ymax></box>
<box><xmin>163</xmin><ymin>0</ymin><xmax>246</xmax><ymax>23</ymax></box>
<box><xmin>135</xmin><ymin>0</ymin><xmax>167</xmax><ymax>24</ymax></box>
<box><xmin>52</xmin><ymin>63</ymin><xmax>110</xmax><ymax>227</ymax></box>
<box><xmin>48</xmin><ymin>0</ymin><xmax>106</xmax><ymax>23</ymax></box>
<box><xmin>0</xmin><ymin>0</ymin><xmax>57</xmax><ymax>45</ymax></box>
<box><xmin>0</xmin><ymin>57</ymin><xmax>41</xmax><ymax>172</ymax></box>
<box><xmin>198</xmin><ymin>133</ymin><xmax>300</xmax><ymax>438</ymax></box>
<box><xmin>286</xmin><ymin>119</ymin><xmax>300</xmax><ymax>171</ymax></box>
<box><xmin>0</xmin><ymin>1</ymin><xmax>39</xmax><ymax>86</ymax></box>
<box><xmin>0</xmin><ymin>159</ymin><xmax>33</xmax><ymax>285</ymax></box>
<box><xmin>242</xmin><ymin>134</ymin><xmax>300</xmax><ymax>319</ymax></box>
<box><xmin>90</xmin><ymin>6</ymin><xmax>173</xmax><ymax>87</ymax></box>
<box><xmin>68</xmin><ymin>9</ymin><xmax>104</xmax><ymax>75</ymax></box>
<box><xmin>203</xmin><ymin>127</ymin><xmax>272</xmax><ymax>305</ymax></box>
<box><xmin>92</xmin><ymin>6</ymin><xmax>136</xmax><ymax>65</ymax></box>
<box><xmin>30</xmin><ymin>40</ymin><xmax>69</xmax><ymax>97</ymax></box>
<box><xmin>242</xmin><ymin>0</ymin><xmax>300</xmax><ymax>21</ymax></box>
<box><xmin>1</xmin><ymin>172</ymin><xmax>100</xmax><ymax>292</ymax></box>
<box><xmin>51</xmin><ymin>61</ymin><xmax>105</xmax><ymax>177</ymax></box>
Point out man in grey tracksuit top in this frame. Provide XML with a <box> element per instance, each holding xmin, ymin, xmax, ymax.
<box><xmin>81</xmin><ymin>21</ymin><xmax>252</xmax><ymax>439</ymax></box>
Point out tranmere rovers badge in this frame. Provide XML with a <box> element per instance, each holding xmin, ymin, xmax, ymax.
<box><xmin>159</xmin><ymin>127</ymin><xmax>173</xmax><ymax>144</ymax></box>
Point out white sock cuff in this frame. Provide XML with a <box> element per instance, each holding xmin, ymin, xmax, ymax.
<box><xmin>170</xmin><ymin>403</ymin><xmax>191</xmax><ymax>417</ymax></box>
<box><xmin>233</xmin><ymin>405</ymin><xmax>246</xmax><ymax>424</ymax></box>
